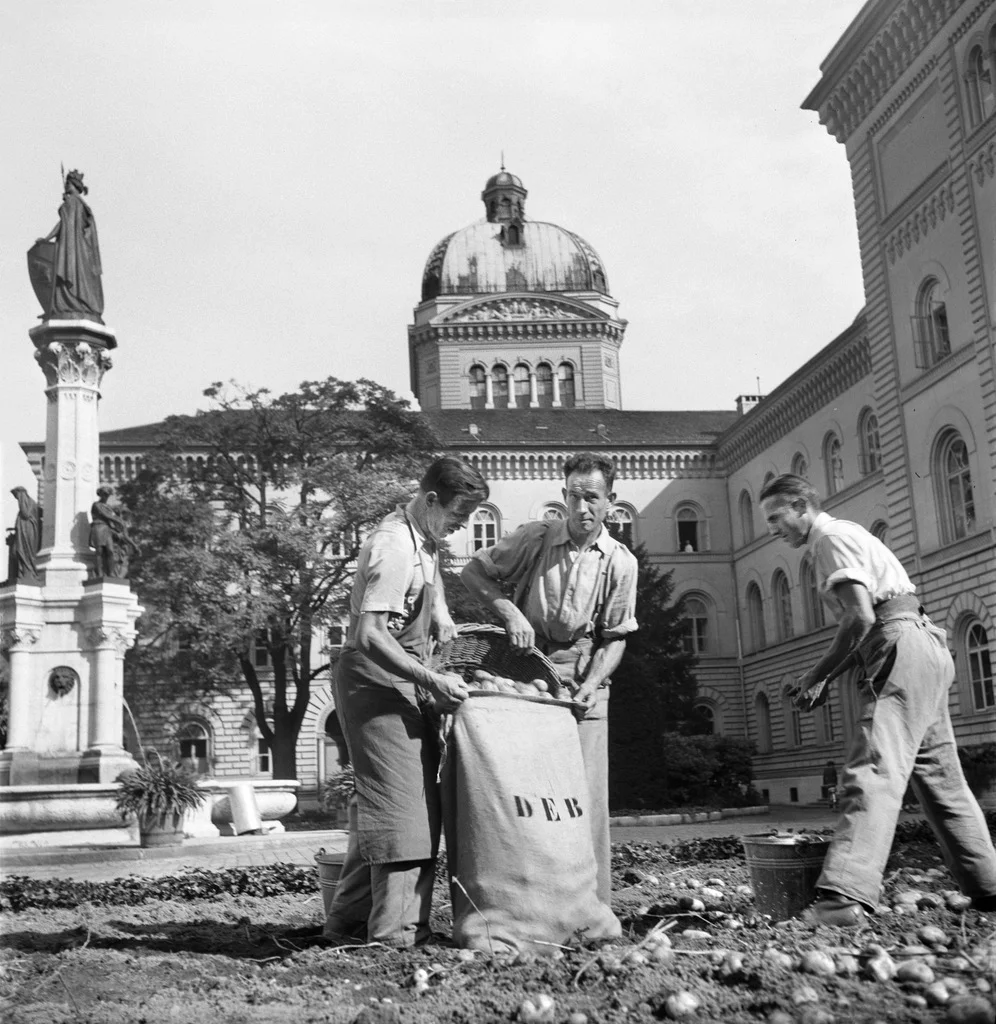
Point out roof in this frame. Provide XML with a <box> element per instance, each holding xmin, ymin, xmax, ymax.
<box><xmin>422</xmin><ymin>220</ymin><xmax>609</xmax><ymax>299</ymax></box>
<box><xmin>422</xmin><ymin>408</ymin><xmax>737</xmax><ymax>448</ymax></box>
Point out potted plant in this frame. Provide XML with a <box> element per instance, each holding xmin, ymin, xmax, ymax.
<box><xmin>320</xmin><ymin>764</ymin><xmax>355</xmax><ymax>828</ymax></box>
<box><xmin>115</xmin><ymin>750</ymin><xmax>207</xmax><ymax>847</ymax></box>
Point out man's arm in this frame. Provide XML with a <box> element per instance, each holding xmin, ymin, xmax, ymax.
<box><xmin>574</xmin><ymin>636</ymin><xmax>627</xmax><ymax>711</ymax></box>
<box><xmin>431</xmin><ymin>574</ymin><xmax>457</xmax><ymax>643</ymax></box>
<box><xmin>460</xmin><ymin>558</ymin><xmax>536</xmax><ymax>648</ymax></box>
<box><xmin>353</xmin><ymin>611</ymin><xmax>468</xmax><ymax>710</ymax></box>
<box><xmin>794</xmin><ymin>581</ymin><xmax>875</xmax><ymax>710</ymax></box>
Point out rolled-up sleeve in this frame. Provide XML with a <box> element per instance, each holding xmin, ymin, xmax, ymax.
<box><xmin>599</xmin><ymin>547</ymin><xmax>639</xmax><ymax>638</ymax></box>
<box><xmin>358</xmin><ymin>531</ymin><xmax>415</xmax><ymax>614</ymax></box>
<box><xmin>474</xmin><ymin>522</ymin><xmax>548</xmax><ymax>586</ymax></box>
<box><xmin>815</xmin><ymin>533</ymin><xmax>875</xmax><ymax>596</ymax></box>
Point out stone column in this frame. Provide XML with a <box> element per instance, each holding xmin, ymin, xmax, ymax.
<box><xmin>0</xmin><ymin>627</ymin><xmax>42</xmax><ymax>756</ymax></box>
<box><xmin>552</xmin><ymin>371</ymin><xmax>562</xmax><ymax>408</ymax></box>
<box><xmin>529</xmin><ymin>370</ymin><xmax>539</xmax><ymax>408</ymax></box>
<box><xmin>484</xmin><ymin>370</ymin><xmax>494</xmax><ymax>409</ymax></box>
<box><xmin>30</xmin><ymin>319</ymin><xmax>117</xmax><ymax>588</ymax></box>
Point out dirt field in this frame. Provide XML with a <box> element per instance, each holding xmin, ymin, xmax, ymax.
<box><xmin>1</xmin><ymin>838</ymin><xmax>994</xmax><ymax>1024</ymax></box>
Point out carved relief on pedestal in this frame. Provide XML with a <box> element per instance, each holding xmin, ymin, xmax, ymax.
<box><xmin>84</xmin><ymin>625</ymin><xmax>133</xmax><ymax>655</ymax></box>
<box><xmin>441</xmin><ymin>297</ymin><xmax>595</xmax><ymax>324</ymax></box>
<box><xmin>0</xmin><ymin>627</ymin><xmax>42</xmax><ymax>652</ymax></box>
<box><xmin>34</xmin><ymin>340</ymin><xmax>113</xmax><ymax>389</ymax></box>
<box><xmin>48</xmin><ymin>666</ymin><xmax>79</xmax><ymax>698</ymax></box>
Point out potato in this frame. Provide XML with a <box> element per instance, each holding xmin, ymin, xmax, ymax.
<box><xmin>530</xmin><ymin>678</ymin><xmax>549</xmax><ymax>692</ymax></box>
<box><xmin>472</xmin><ymin>669</ymin><xmax>495</xmax><ymax>681</ymax></box>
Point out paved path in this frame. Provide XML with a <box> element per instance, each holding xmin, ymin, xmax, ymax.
<box><xmin>2</xmin><ymin>806</ymin><xmax>924</xmax><ymax>884</ymax></box>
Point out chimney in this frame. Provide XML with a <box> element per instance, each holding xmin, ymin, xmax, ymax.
<box><xmin>736</xmin><ymin>394</ymin><xmax>765</xmax><ymax>416</ymax></box>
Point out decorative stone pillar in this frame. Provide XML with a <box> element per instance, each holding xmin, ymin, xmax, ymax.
<box><xmin>30</xmin><ymin>319</ymin><xmax>117</xmax><ymax>588</ymax></box>
<box><xmin>529</xmin><ymin>370</ymin><xmax>539</xmax><ymax>408</ymax></box>
<box><xmin>552</xmin><ymin>371</ymin><xmax>562</xmax><ymax>408</ymax></box>
<box><xmin>484</xmin><ymin>370</ymin><xmax>494</xmax><ymax>409</ymax></box>
<box><xmin>0</xmin><ymin>626</ymin><xmax>42</xmax><ymax>757</ymax></box>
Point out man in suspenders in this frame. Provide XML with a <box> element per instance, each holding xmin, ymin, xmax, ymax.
<box><xmin>461</xmin><ymin>452</ymin><xmax>639</xmax><ymax>906</ymax></box>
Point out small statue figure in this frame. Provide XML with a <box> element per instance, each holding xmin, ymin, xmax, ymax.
<box><xmin>8</xmin><ymin>487</ymin><xmax>42</xmax><ymax>584</ymax></box>
<box><xmin>88</xmin><ymin>487</ymin><xmax>139</xmax><ymax>579</ymax></box>
<box><xmin>26</xmin><ymin>169</ymin><xmax>104</xmax><ymax>323</ymax></box>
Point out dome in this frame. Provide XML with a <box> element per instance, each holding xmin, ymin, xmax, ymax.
<box><xmin>484</xmin><ymin>169</ymin><xmax>523</xmax><ymax>190</ymax></box>
<box><xmin>421</xmin><ymin>221</ymin><xmax>610</xmax><ymax>300</ymax></box>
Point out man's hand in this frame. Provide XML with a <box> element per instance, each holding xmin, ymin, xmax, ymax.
<box><xmin>572</xmin><ymin>680</ymin><xmax>601</xmax><ymax>718</ymax></box>
<box><xmin>501</xmin><ymin>607</ymin><xmax>536</xmax><ymax>649</ymax></box>
<box><xmin>429</xmin><ymin>671</ymin><xmax>470</xmax><ymax>712</ymax></box>
<box><xmin>435</xmin><ymin>617</ymin><xmax>458</xmax><ymax>644</ymax></box>
<box><xmin>792</xmin><ymin>677</ymin><xmax>830</xmax><ymax>712</ymax></box>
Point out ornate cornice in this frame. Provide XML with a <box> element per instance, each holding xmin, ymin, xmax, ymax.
<box><xmin>810</xmin><ymin>0</ymin><xmax>965</xmax><ymax>143</ymax></box>
<box><xmin>969</xmin><ymin>133</ymin><xmax>996</xmax><ymax>184</ymax></box>
<box><xmin>439</xmin><ymin>296</ymin><xmax>601</xmax><ymax>324</ymax></box>
<box><xmin>0</xmin><ymin>627</ymin><xmax>42</xmax><ymax>652</ymax></box>
<box><xmin>34</xmin><ymin>340</ymin><xmax>113</xmax><ymax>390</ymax></box>
<box><xmin>718</xmin><ymin>332</ymin><xmax>872</xmax><ymax>472</ymax></box>
<box><xmin>85</xmin><ymin>625</ymin><xmax>134</xmax><ymax>655</ymax></box>
<box><xmin>885</xmin><ymin>179</ymin><xmax>956</xmax><ymax>263</ymax></box>
<box><xmin>460</xmin><ymin>448</ymin><xmax>721</xmax><ymax>481</ymax></box>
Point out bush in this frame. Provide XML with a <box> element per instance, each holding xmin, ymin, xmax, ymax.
<box><xmin>959</xmin><ymin>742</ymin><xmax>996</xmax><ymax>797</ymax></box>
<box><xmin>318</xmin><ymin>765</ymin><xmax>355</xmax><ymax>817</ymax></box>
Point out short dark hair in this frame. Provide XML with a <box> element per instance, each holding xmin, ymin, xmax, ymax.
<box><xmin>758</xmin><ymin>473</ymin><xmax>821</xmax><ymax>510</ymax></box>
<box><xmin>420</xmin><ymin>456</ymin><xmax>489</xmax><ymax>507</ymax></box>
<box><xmin>563</xmin><ymin>451</ymin><xmax>616</xmax><ymax>493</ymax></box>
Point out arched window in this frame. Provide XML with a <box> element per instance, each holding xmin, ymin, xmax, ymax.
<box><xmin>694</xmin><ymin>704</ymin><xmax>715</xmax><ymax>735</ymax></box>
<box><xmin>535</xmin><ymin>362</ymin><xmax>554</xmax><ymax>408</ymax></box>
<box><xmin>773</xmin><ymin>570</ymin><xmax>794</xmax><ymax>642</ymax></box>
<box><xmin>607</xmin><ymin>505</ymin><xmax>635</xmax><ymax>548</ymax></box>
<box><xmin>870</xmin><ymin>520</ymin><xmax>888</xmax><ymax>544</ymax></box>
<box><xmin>966</xmin><ymin>44</ymin><xmax>996</xmax><ymax>125</ymax></box>
<box><xmin>791</xmin><ymin>452</ymin><xmax>809</xmax><ymax>479</ymax></box>
<box><xmin>491</xmin><ymin>364</ymin><xmax>509</xmax><ymax>408</ymax></box>
<box><xmin>558</xmin><ymin>362</ymin><xmax>575</xmax><ymax>408</ymax></box>
<box><xmin>541</xmin><ymin>503</ymin><xmax>566</xmax><ymax>521</ymax></box>
<box><xmin>681</xmin><ymin>595</ymin><xmax>711</xmax><ymax>655</ymax></box>
<box><xmin>754</xmin><ymin>692</ymin><xmax>772</xmax><ymax>754</ymax></box>
<box><xmin>676</xmin><ymin>504</ymin><xmax>706</xmax><ymax>552</ymax></box>
<box><xmin>782</xmin><ymin>685</ymin><xmax>802</xmax><ymax>748</ymax></box>
<box><xmin>513</xmin><ymin>363</ymin><xmax>531</xmax><ymax>407</ymax></box>
<box><xmin>177</xmin><ymin>721</ymin><xmax>210</xmax><ymax>775</ymax></box>
<box><xmin>912</xmin><ymin>278</ymin><xmax>951</xmax><ymax>368</ymax></box>
<box><xmin>469</xmin><ymin>364</ymin><xmax>487</xmax><ymax>410</ymax></box>
<box><xmin>934</xmin><ymin>430</ymin><xmax>975</xmax><ymax>543</ymax></box>
<box><xmin>739</xmin><ymin>490</ymin><xmax>754</xmax><ymax>546</ymax></box>
<box><xmin>964</xmin><ymin>620</ymin><xmax>994</xmax><ymax>711</ymax></box>
<box><xmin>471</xmin><ymin>506</ymin><xmax>500</xmax><ymax>551</ymax></box>
<box><xmin>746</xmin><ymin>582</ymin><xmax>766</xmax><ymax>652</ymax></box>
<box><xmin>762</xmin><ymin>471</ymin><xmax>775</xmax><ymax>490</ymax></box>
<box><xmin>801</xmin><ymin>557</ymin><xmax>825</xmax><ymax>631</ymax></box>
<box><xmin>859</xmin><ymin>409</ymin><xmax>881</xmax><ymax>475</ymax></box>
<box><xmin>823</xmin><ymin>433</ymin><xmax>844</xmax><ymax>495</ymax></box>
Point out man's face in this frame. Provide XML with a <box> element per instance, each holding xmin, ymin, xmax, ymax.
<box><xmin>761</xmin><ymin>496</ymin><xmax>811</xmax><ymax>548</ymax></box>
<box><xmin>563</xmin><ymin>470</ymin><xmax>614</xmax><ymax>541</ymax></box>
<box><xmin>424</xmin><ymin>493</ymin><xmax>480</xmax><ymax>541</ymax></box>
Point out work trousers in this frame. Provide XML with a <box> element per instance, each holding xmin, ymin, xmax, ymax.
<box><xmin>324</xmin><ymin>798</ymin><xmax>435</xmax><ymax>947</ymax></box>
<box><xmin>818</xmin><ymin>599</ymin><xmax>996</xmax><ymax>910</ymax></box>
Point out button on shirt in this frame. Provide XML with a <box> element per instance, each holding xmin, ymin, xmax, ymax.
<box><xmin>807</xmin><ymin>511</ymin><xmax>915</xmax><ymax>619</ymax></box>
<box><xmin>474</xmin><ymin>520</ymin><xmax>638</xmax><ymax>644</ymax></box>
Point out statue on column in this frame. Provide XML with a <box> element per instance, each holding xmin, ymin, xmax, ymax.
<box><xmin>6</xmin><ymin>488</ymin><xmax>43</xmax><ymax>585</ymax></box>
<box><xmin>88</xmin><ymin>487</ymin><xmax>139</xmax><ymax>579</ymax></box>
<box><xmin>26</xmin><ymin>169</ymin><xmax>104</xmax><ymax>324</ymax></box>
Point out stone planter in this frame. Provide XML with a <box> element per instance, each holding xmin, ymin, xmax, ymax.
<box><xmin>140</xmin><ymin>819</ymin><xmax>186</xmax><ymax>848</ymax></box>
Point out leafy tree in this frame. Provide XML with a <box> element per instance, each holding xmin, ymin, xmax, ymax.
<box><xmin>120</xmin><ymin>377</ymin><xmax>439</xmax><ymax>779</ymax></box>
<box><xmin>608</xmin><ymin>544</ymin><xmax>704</xmax><ymax>808</ymax></box>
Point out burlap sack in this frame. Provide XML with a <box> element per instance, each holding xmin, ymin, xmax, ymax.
<box><xmin>441</xmin><ymin>693</ymin><xmax>621</xmax><ymax>955</ymax></box>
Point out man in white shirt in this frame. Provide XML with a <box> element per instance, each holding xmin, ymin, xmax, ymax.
<box><xmin>760</xmin><ymin>474</ymin><xmax>996</xmax><ymax>926</ymax></box>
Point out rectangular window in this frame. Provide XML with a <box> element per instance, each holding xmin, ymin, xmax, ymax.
<box><xmin>253</xmin><ymin>629</ymin><xmax>269</xmax><ymax>668</ymax></box>
<box><xmin>257</xmin><ymin>738</ymin><xmax>271</xmax><ymax>774</ymax></box>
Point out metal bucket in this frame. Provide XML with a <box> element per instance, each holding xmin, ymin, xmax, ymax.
<box><xmin>315</xmin><ymin>847</ymin><xmax>345</xmax><ymax>917</ymax></box>
<box><xmin>227</xmin><ymin>782</ymin><xmax>263</xmax><ymax>835</ymax></box>
<box><xmin>741</xmin><ymin>833</ymin><xmax>831</xmax><ymax>920</ymax></box>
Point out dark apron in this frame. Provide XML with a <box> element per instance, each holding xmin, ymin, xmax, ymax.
<box><xmin>334</xmin><ymin>515</ymin><xmax>441</xmax><ymax>863</ymax></box>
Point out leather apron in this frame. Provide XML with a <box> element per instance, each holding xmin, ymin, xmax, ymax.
<box><xmin>333</xmin><ymin>513</ymin><xmax>440</xmax><ymax>864</ymax></box>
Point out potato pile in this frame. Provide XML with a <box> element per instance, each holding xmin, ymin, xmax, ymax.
<box><xmin>464</xmin><ymin>668</ymin><xmax>561</xmax><ymax>699</ymax></box>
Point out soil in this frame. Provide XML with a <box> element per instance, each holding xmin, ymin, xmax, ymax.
<box><xmin>1</xmin><ymin>839</ymin><xmax>993</xmax><ymax>1024</ymax></box>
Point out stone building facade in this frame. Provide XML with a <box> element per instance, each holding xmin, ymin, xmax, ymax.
<box><xmin>18</xmin><ymin>0</ymin><xmax>996</xmax><ymax>807</ymax></box>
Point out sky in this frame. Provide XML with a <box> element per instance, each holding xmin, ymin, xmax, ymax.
<box><xmin>0</xmin><ymin>0</ymin><xmax>868</xmax><ymax>517</ymax></box>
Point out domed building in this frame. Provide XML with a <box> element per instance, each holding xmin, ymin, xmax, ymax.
<box><xmin>409</xmin><ymin>168</ymin><xmax>626</xmax><ymax>410</ymax></box>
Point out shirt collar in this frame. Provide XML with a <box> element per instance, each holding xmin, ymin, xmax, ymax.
<box><xmin>550</xmin><ymin>519</ymin><xmax>612</xmax><ymax>553</ymax></box>
<box><xmin>806</xmin><ymin>511</ymin><xmax>835</xmax><ymax>548</ymax></box>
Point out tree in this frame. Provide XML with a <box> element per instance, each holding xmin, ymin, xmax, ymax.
<box><xmin>608</xmin><ymin>544</ymin><xmax>702</xmax><ymax>808</ymax></box>
<box><xmin>120</xmin><ymin>377</ymin><xmax>439</xmax><ymax>779</ymax></box>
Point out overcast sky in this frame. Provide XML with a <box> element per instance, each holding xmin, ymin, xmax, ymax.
<box><xmin>1</xmin><ymin>1</ymin><xmax>868</xmax><ymax>514</ymax></box>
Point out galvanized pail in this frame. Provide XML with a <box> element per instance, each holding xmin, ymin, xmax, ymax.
<box><xmin>741</xmin><ymin>832</ymin><xmax>831</xmax><ymax>920</ymax></box>
<box><xmin>315</xmin><ymin>847</ymin><xmax>345</xmax><ymax>918</ymax></box>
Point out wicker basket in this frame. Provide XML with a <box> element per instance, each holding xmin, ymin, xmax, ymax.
<box><xmin>431</xmin><ymin>624</ymin><xmax>565</xmax><ymax>697</ymax></box>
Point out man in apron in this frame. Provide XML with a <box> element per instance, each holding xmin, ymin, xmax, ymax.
<box><xmin>761</xmin><ymin>473</ymin><xmax>996</xmax><ymax>925</ymax></box>
<box><xmin>323</xmin><ymin>457</ymin><xmax>489</xmax><ymax>947</ymax></box>
<box><xmin>461</xmin><ymin>452</ymin><xmax>638</xmax><ymax>905</ymax></box>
